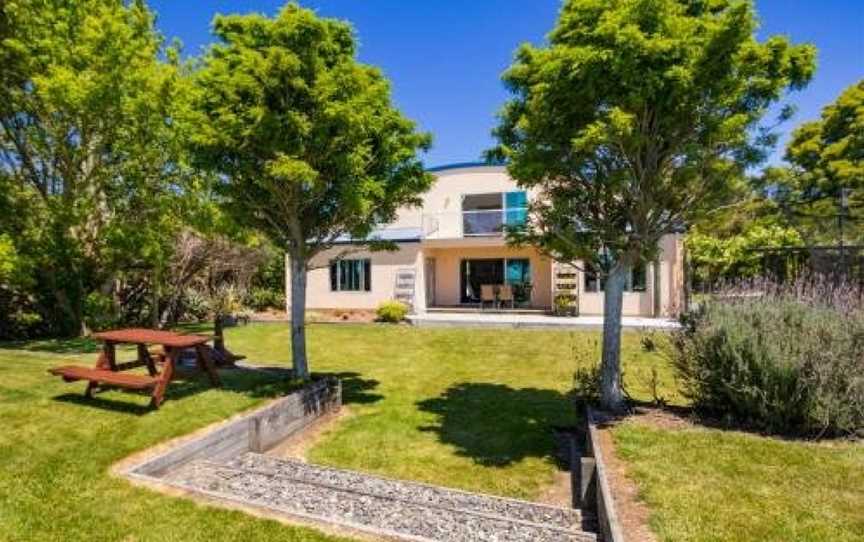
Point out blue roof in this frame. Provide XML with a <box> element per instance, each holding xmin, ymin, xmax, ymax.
<box><xmin>426</xmin><ymin>161</ymin><xmax>504</xmax><ymax>173</ymax></box>
<box><xmin>332</xmin><ymin>227</ymin><xmax>422</xmax><ymax>244</ymax></box>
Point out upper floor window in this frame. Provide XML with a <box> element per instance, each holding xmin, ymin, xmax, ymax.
<box><xmin>330</xmin><ymin>259</ymin><xmax>371</xmax><ymax>292</ymax></box>
<box><xmin>462</xmin><ymin>191</ymin><xmax>527</xmax><ymax>236</ymax></box>
<box><xmin>584</xmin><ymin>262</ymin><xmax>647</xmax><ymax>293</ymax></box>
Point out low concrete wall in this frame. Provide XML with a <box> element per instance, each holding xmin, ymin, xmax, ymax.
<box><xmin>126</xmin><ymin>378</ymin><xmax>341</xmax><ymax>478</ymax></box>
<box><xmin>582</xmin><ymin>407</ymin><xmax>626</xmax><ymax>542</ymax></box>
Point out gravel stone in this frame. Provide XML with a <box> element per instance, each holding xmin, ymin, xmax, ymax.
<box><xmin>165</xmin><ymin>452</ymin><xmax>598</xmax><ymax>542</ymax></box>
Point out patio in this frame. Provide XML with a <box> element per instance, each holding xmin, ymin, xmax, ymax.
<box><xmin>408</xmin><ymin>311</ymin><xmax>681</xmax><ymax>330</ymax></box>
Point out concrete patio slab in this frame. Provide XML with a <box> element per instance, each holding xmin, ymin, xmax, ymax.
<box><xmin>408</xmin><ymin>312</ymin><xmax>680</xmax><ymax>330</ymax></box>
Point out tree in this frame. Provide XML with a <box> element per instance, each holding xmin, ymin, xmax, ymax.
<box><xmin>491</xmin><ymin>0</ymin><xmax>815</xmax><ymax>411</ymax></box>
<box><xmin>768</xmin><ymin>80</ymin><xmax>864</xmax><ymax>245</ymax></box>
<box><xmin>0</xmin><ymin>0</ymin><xmax>193</xmax><ymax>335</ymax></box>
<box><xmin>686</xmin><ymin>197</ymin><xmax>802</xmax><ymax>286</ymax></box>
<box><xmin>186</xmin><ymin>4</ymin><xmax>432</xmax><ymax>380</ymax></box>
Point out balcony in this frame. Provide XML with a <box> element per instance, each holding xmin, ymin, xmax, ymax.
<box><xmin>422</xmin><ymin>209</ymin><xmax>527</xmax><ymax>240</ymax></box>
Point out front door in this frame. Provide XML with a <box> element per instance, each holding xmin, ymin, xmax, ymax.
<box><xmin>460</xmin><ymin>259</ymin><xmax>505</xmax><ymax>303</ymax></box>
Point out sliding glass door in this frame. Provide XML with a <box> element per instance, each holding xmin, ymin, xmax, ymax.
<box><xmin>460</xmin><ymin>259</ymin><xmax>504</xmax><ymax>303</ymax></box>
<box><xmin>506</xmin><ymin>259</ymin><xmax>532</xmax><ymax>304</ymax></box>
<box><xmin>460</xmin><ymin>258</ymin><xmax>532</xmax><ymax>305</ymax></box>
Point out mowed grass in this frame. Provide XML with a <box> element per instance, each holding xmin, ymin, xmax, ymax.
<box><xmin>611</xmin><ymin>420</ymin><xmax>864</xmax><ymax>542</ymax></box>
<box><xmin>0</xmin><ymin>323</ymin><xmax>659</xmax><ymax>541</ymax></box>
<box><xmin>224</xmin><ymin>323</ymin><xmax>667</xmax><ymax>499</ymax></box>
<box><xmin>0</xmin><ymin>338</ymin><xmax>352</xmax><ymax>541</ymax></box>
<box><xmin>1</xmin><ymin>323</ymin><xmax>862</xmax><ymax>541</ymax></box>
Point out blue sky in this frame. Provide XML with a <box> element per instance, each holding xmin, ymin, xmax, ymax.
<box><xmin>149</xmin><ymin>0</ymin><xmax>863</xmax><ymax>168</ymax></box>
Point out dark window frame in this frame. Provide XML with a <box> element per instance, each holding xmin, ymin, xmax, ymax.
<box><xmin>583</xmin><ymin>262</ymin><xmax>648</xmax><ymax>293</ymax></box>
<box><xmin>329</xmin><ymin>258</ymin><xmax>372</xmax><ymax>292</ymax></box>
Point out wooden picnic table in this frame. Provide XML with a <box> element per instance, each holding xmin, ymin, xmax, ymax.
<box><xmin>49</xmin><ymin>328</ymin><xmax>221</xmax><ymax>409</ymax></box>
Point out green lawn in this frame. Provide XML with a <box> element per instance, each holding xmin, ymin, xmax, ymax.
<box><xmin>612</xmin><ymin>420</ymin><xmax>864</xmax><ymax>542</ymax></box>
<box><xmin>1</xmin><ymin>323</ymin><xmax>861</xmax><ymax>541</ymax></box>
<box><xmin>0</xmin><ymin>337</ymin><xmax>350</xmax><ymax>542</ymax></box>
<box><xmin>224</xmin><ymin>323</ymin><xmax>666</xmax><ymax>499</ymax></box>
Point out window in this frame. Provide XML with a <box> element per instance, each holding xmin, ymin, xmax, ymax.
<box><xmin>504</xmin><ymin>191</ymin><xmax>528</xmax><ymax>228</ymax></box>
<box><xmin>630</xmin><ymin>263</ymin><xmax>647</xmax><ymax>292</ymax></box>
<box><xmin>584</xmin><ymin>264</ymin><xmax>603</xmax><ymax>293</ymax></box>
<box><xmin>329</xmin><ymin>259</ymin><xmax>371</xmax><ymax>292</ymax></box>
<box><xmin>461</xmin><ymin>191</ymin><xmax>528</xmax><ymax>235</ymax></box>
<box><xmin>584</xmin><ymin>262</ymin><xmax>648</xmax><ymax>293</ymax></box>
<box><xmin>460</xmin><ymin>258</ymin><xmax>532</xmax><ymax>304</ymax></box>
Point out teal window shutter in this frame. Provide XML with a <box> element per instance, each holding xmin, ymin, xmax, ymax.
<box><xmin>504</xmin><ymin>191</ymin><xmax>527</xmax><ymax>226</ymax></box>
<box><xmin>505</xmin><ymin>191</ymin><xmax>527</xmax><ymax>208</ymax></box>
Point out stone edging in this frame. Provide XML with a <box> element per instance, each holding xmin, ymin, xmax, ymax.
<box><xmin>117</xmin><ymin>377</ymin><xmax>341</xmax><ymax>479</ymax></box>
<box><xmin>584</xmin><ymin>407</ymin><xmax>626</xmax><ymax>542</ymax></box>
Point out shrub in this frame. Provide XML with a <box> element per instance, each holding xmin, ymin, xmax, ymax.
<box><xmin>376</xmin><ymin>300</ymin><xmax>408</xmax><ymax>323</ymax></box>
<box><xmin>671</xmin><ymin>280</ymin><xmax>864</xmax><ymax>437</ymax></box>
<box><xmin>83</xmin><ymin>292</ymin><xmax>120</xmax><ymax>331</ymax></box>
<box><xmin>246</xmin><ymin>287</ymin><xmax>285</xmax><ymax>311</ymax></box>
<box><xmin>554</xmin><ymin>292</ymin><xmax>578</xmax><ymax>316</ymax></box>
<box><xmin>180</xmin><ymin>288</ymin><xmax>210</xmax><ymax>321</ymax></box>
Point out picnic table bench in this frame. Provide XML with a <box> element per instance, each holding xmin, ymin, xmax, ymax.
<box><xmin>49</xmin><ymin>328</ymin><xmax>221</xmax><ymax>409</ymax></box>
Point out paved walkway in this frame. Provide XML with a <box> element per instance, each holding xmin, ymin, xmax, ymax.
<box><xmin>409</xmin><ymin>312</ymin><xmax>680</xmax><ymax>330</ymax></box>
<box><xmin>165</xmin><ymin>452</ymin><xmax>598</xmax><ymax>542</ymax></box>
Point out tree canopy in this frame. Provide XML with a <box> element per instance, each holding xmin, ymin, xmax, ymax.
<box><xmin>186</xmin><ymin>3</ymin><xmax>433</xmax><ymax>378</ymax></box>
<box><xmin>686</xmin><ymin>198</ymin><xmax>802</xmax><ymax>285</ymax></box>
<box><xmin>0</xmin><ymin>0</ymin><xmax>203</xmax><ymax>335</ymax></box>
<box><xmin>770</xmin><ymin>80</ymin><xmax>864</xmax><ymax>245</ymax></box>
<box><xmin>491</xmin><ymin>0</ymin><xmax>816</xmax><ymax>410</ymax></box>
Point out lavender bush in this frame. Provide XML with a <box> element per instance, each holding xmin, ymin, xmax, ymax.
<box><xmin>671</xmin><ymin>277</ymin><xmax>864</xmax><ymax>437</ymax></box>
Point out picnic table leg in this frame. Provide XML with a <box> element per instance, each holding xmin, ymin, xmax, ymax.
<box><xmin>150</xmin><ymin>347</ymin><xmax>176</xmax><ymax>409</ymax></box>
<box><xmin>105</xmin><ymin>342</ymin><xmax>117</xmax><ymax>371</ymax></box>
<box><xmin>137</xmin><ymin>344</ymin><xmax>158</xmax><ymax>376</ymax></box>
<box><xmin>195</xmin><ymin>344</ymin><xmax>222</xmax><ymax>387</ymax></box>
<box><xmin>95</xmin><ymin>342</ymin><xmax>117</xmax><ymax>370</ymax></box>
<box><xmin>87</xmin><ymin>341</ymin><xmax>117</xmax><ymax>397</ymax></box>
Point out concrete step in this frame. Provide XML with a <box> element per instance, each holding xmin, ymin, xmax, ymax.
<box><xmin>165</xmin><ymin>453</ymin><xmax>599</xmax><ymax>542</ymax></box>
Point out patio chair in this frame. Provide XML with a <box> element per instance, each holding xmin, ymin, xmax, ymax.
<box><xmin>498</xmin><ymin>284</ymin><xmax>515</xmax><ymax>309</ymax></box>
<box><xmin>480</xmin><ymin>284</ymin><xmax>497</xmax><ymax>310</ymax></box>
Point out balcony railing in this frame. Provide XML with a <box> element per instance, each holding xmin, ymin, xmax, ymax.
<box><xmin>421</xmin><ymin>209</ymin><xmax>526</xmax><ymax>239</ymax></box>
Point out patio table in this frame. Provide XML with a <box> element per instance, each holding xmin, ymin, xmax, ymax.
<box><xmin>49</xmin><ymin>328</ymin><xmax>221</xmax><ymax>409</ymax></box>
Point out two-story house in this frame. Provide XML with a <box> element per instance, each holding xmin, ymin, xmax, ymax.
<box><xmin>287</xmin><ymin>163</ymin><xmax>685</xmax><ymax>317</ymax></box>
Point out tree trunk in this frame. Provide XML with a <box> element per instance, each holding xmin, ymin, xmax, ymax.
<box><xmin>289</xmin><ymin>253</ymin><xmax>310</xmax><ymax>380</ymax></box>
<box><xmin>213</xmin><ymin>314</ymin><xmax>225</xmax><ymax>354</ymax></box>
<box><xmin>600</xmin><ymin>261</ymin><xmax>628</xmax><ymax>413</ymax></box>
<box><xmin>151</xmin><ymin>267</ymin><xmax>160</xmax><ymax>329</ymax></box>
<box><xmin>74</xmin><ymin>273</ymin><xmax>87</xmax><ymax>337</ymax></box>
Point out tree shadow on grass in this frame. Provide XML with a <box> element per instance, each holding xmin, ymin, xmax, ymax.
<box><xmin>315</xmin><ymin>371</ymin><xmax>383</xmax><ymax>405</ymax></box>
<box><xmin>416</xmin><ymin>383</ymin><xmax>575</xmax><ymax>467</ymax></box>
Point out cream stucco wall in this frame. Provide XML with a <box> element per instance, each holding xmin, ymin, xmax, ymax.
<box><xmin>289</xmin><ymin>244</ymin><xmax>422</xmax><ymax>310</ymax></box>
<box><xmin>574</xmin><ymin>234</ymin><xmax>684</xmax><ymax>317</ymax></box>
<box><xmin>424</xmin><ymin>245</ymin><xmax>553</xmax><ymax>309</ymax></box>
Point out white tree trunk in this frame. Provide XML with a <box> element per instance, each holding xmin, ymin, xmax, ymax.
<box><xmin>600</xmin><ymin>262</ymin><xmax>627</xmax><ymax>412</ymax></box>
<box><xmin>289</xmin><ymin>254</ymin><xmax>310</xmax><ymax>380</ymax></box>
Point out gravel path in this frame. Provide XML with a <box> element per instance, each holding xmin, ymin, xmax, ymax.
<box><xmin>165</xmin><ymin>452</ymin><xmax>598</xmax><ymax>542</ymax></box>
